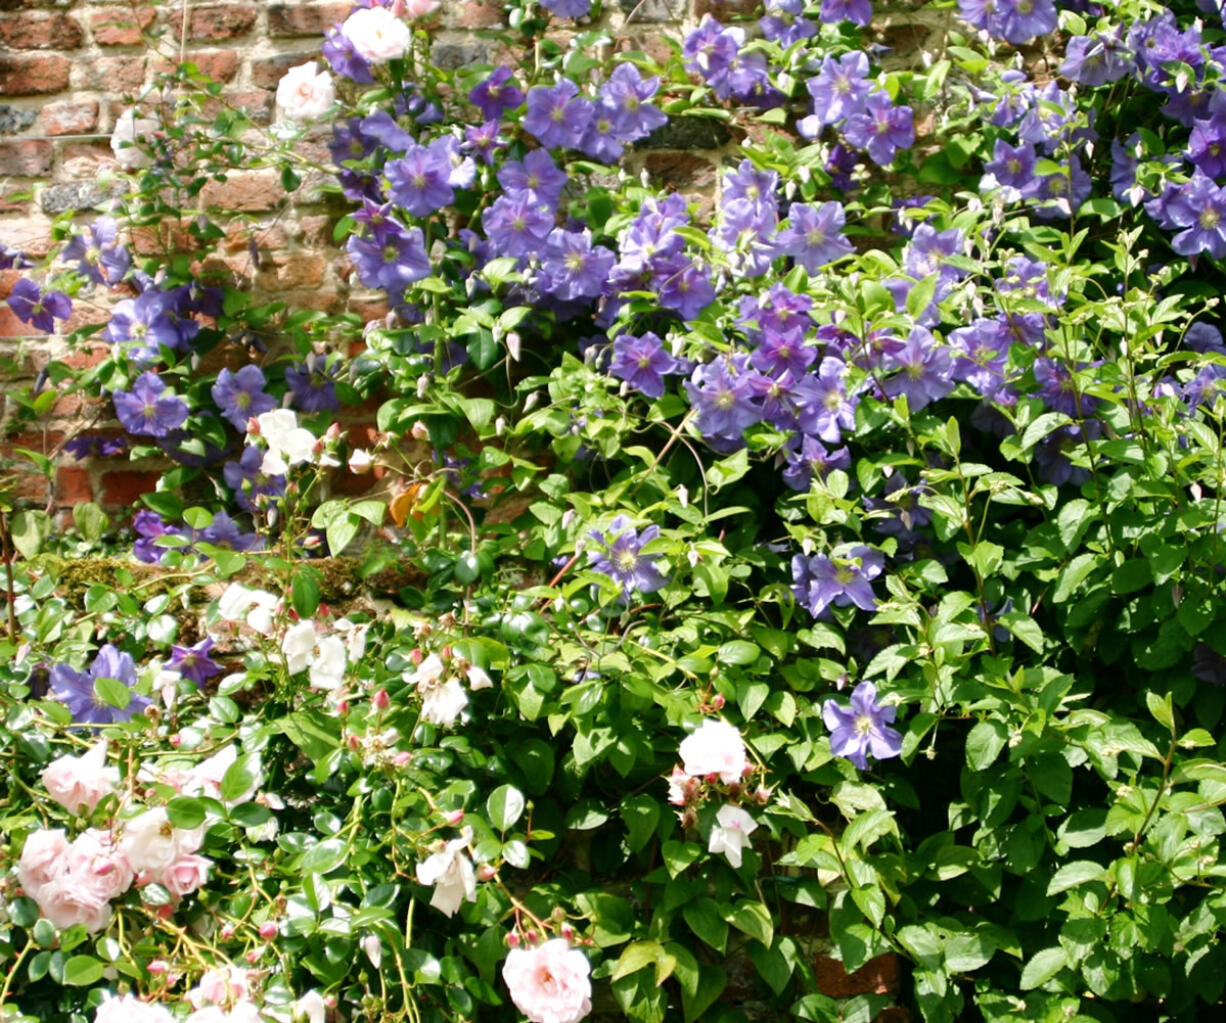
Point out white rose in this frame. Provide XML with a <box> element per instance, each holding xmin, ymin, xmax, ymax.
<box><xmin>310</xmin><ymin>635</ymin><xmax>347</xmax><ymax>690</ymax></box>
<box><xmin>110</xmin><ymin>108</ymin><xmax>158</xmax><ymax>170</ymax></box>
<box><xmin>420</xmin><ymin>676</ymin><xmax>468</xmax><ymax>727</ymax></box>
<box><xmin>256</xmin><ymin>409</ymin><xmax>317</xmax><ymax>476</ymax></box>
<box><xmin>275</xmin><ymin>61</ymin><xmax>335</xmax><ymax>121</ymax></box>
<box><xmin>707</xmin><ymin>804</ymin><xmax>758</xmax><ymax>869</ymax></box>
<box><xmin>415</xmin><ymin>830</ymin><xmax>476</xmax><ymax>917</ymax></box>
<box><xmin>282</xmin><ymin>620</ymin><xmax>317</xmax><ymax>674</ymax></box>
<box><xmin>678</xmin><ymin>719</ymin><xmax>748</xmax><ymax>784</ymax></box>
<box><xmin>341</xmin><ymin>6</ymin><xmax>411</xmax><ymax>62</ymax></box>
<box><xmin>502</xmin><ymin>940</ymin><xmax>592</xmax><ymax>1023</ymax></box>
<box><xmin>120</xmin><ymin>808</ymin><xmax>200</xmax><ymax>874</ymax></box>
<box><xmin>95</xmin><ymin>993</ymin><xmax>176</xmax><ymax>1023</ymax></box>
<box><xmin>17</xmin><ymin>828</ymin><xmax>70</xmax><ymax>896</ymax></box>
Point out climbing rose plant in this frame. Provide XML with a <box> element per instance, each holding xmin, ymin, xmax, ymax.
<box><xmin>5</xmin><ymin>0</ymin><xmax>1226</xmax><ymax>1021</ymax></box>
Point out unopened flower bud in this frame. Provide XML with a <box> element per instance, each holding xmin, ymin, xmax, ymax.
<box><xmin>336</xmin><ymin>699</ymin><xmax>349</xmax><ymax>715</ymax></box>
<box><xmin>506</xmin><ymin>931</ymin><xmax>520</xmax><ymax>947</ymax></box>
<box><xmin>411</xmin><ymin>420</ymin><xmax>430</xmax><ymax>440</ymax></box>
<box><xmin>259</xmin><ymin>921</ymin><xmax>278</xmax><ymax>939</ymax></box>
<box><xmin>477</xmin><ymin>863</ymin><xmax>497</xmax><ymax>881</ymax></box>
<box><xmin>372</xmin><ymin>688</ymin><xmax>390</xmax><ymax>711</ymax></box>
<box><xmin>711</xmin><ymin>693</ymin><xmax>725</xmax><ymax>710</ymax></box>
<box><xmin>560</xmin><ymin>923</ymin><xmax>574</xmax><ymax>941</ymax></box>
<box><xmin>349</xmin><ymin>448</ymin><xmax>373</xmax><ymax>474</ymax></box>
<box><xmin>148</xmin><ymin>960</ymin><xmax>168</xmax><ymax>974</ymax></box>
<box><xmin>392</xmin><ymin>751</ymin><xmax>412</xmax><ymax>767</ymax></box>
<box><xmin>169</xmin><ymin>733</ymin><xmax>181</xmax><ymax>747</ymax></box>
<box><xmin>246</xmin><ymin>416</ymin><xmax>261</xmax><ymax>436</ymax></box>
<box><xmin>444</xmin><ymin>809</ymin><xmax>465</xmax><ymax>825</ymax></box>
<box><xmin>221</xmin><ymin>924</ymin><xmax>235</xmax><ymax>939</ymax></box>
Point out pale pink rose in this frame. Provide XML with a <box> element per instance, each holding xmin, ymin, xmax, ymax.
<box><xmin>188</xmin><ymin>965</ymin><xmax>252</xmax><ymax>1009</ymax></box>
<box><xmin>67</xmin><ymin>829</ymin><xmax>133</xmax><ymax>902</ymax></box>
<box><xmin>120</xmin><ymin>808</ymin><xmax>202</xmax><ymax>874</ymax></box>
<box><xmin>341</xmin><ymin>6</ymin><xmax>411</xmax><ymax>62</ymax></box>
<box><xmin>182</xmin><ymin>744</ymin><xmax>237</xmax><ymax>801</ymax></box>
<box><xmin>415</xmin><ymin>830</ymin><xmax>476</xmax><ymax>917</ymax></box>
<box><xmin>16</xmin><ymin>828</ymin><xmax>70</xmax><ymax>895</ymax></box>
<box><xmin>35</xmin><ymin>873</ymin><xmax>111</xmax><ymax>933</ymax></box>
<box><xmin>309</xmin><ymin>635</ymin><xmax>347</xmax><ymax>691</ymax></box>
<box><xmin>95</xmin><ymin>993</ymin><xmax>176</xmax><ymax>1023</ymax></box>
<box><xmin>282</xmin><ymin>619</ymin><xmax>317</xmax><ymax>674</ymax></box>
<box><xmin>294</xmin><ymin>991</ymin><xmax>327</xmax><ymax>1023</ymax></box>
<box><xmin>275</xmin><ymin>61</ymin><xmax>335</xmax><ymax>121</ymax></box>
<box><xmin>400</xmin><ymin>0</ymin><xmax>439</xmax><ymax>16</ymax></box>
<box><xmin>502</xmin><ymin>939</ymin><xmax>592</xmax><ymax>1023</ymax></box>
<box><xmin>419</xmin><ymin>676</ymin><xmax>468</xmax><ymax>727</ymax></box>
<box><xmin>162</xmin><ymin>853</ymin><xmax>211</xmax><ymax>897</ymax></box>
<box><xmin>678</xmin><ymin>719</ymin><xmax>748</xmax><ymax>783</ymax></box>
<box><xmin>110</xmin><ymin>108</ymin><xmax>157</xmax><ymax>170</ymax></box>
<box><xmin>707</xmin><ymin>804</ymin><xmax>758</xmax><ymax>869</ymax></box>
<box><xmin>41</xmin><ymin>740</ymin><xmax>120</xmax><ymax>815</ymax></box>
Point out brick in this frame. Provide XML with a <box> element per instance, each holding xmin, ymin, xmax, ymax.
<box><xmin>80</xmin><ymin>56</ymin><xmax>146</xmax><ymax>93</ymax></box>
<box><xmin>99</xmin><ymin>469</ymin><xmax>161</xmax><ymax>508</ymax></box>
<box><xmin>814</xmin><ymin>954</ymin><xmax>900</xmax><ymax>999</ymax></box>
<box><xmin>168</xmin><ymin>5</ymin><xmax>255</xmax><ymax>41</ymax></box>
<box><xmin>268</xmin><ymin>2</ymin><xmax>350</xmax><ymax>37</ymax></box>
<box><xmin>0</xmin><ymin>104</ymin><xmax>38</xmax><ymax>134</ymax></box>
<box><xmin>642</xmin><ymin>151</ymin><xmax>716</xmax><ymax>192</ymax></box>
<box><xmin>253</xmin><ymin>253</ymin><xmax>327</xmax><ymax>292</ymax></box>
<box><xmin>0</xmin><ymin>184</ymin><xmax>33</xmax><ymax>214</ymax></box>
<box><xmin>252</xmin><ymin>53</ymin><xmax>309</xmax><ymax>90</ymax></box>
<box><xmin>0</xmin><ymin>12</ymin><xmax>84</xmax><ymax>49</ymax></box>
<box><xmin>299</xmin><ymin>214</ymin><xmax>338</xmax><ymax>247</ymax></box>
<box><xmin>347</xmin><ymin>294</ymin><xmax>389</xmax><ymax>323</ymax></box>
<box><xmin>62</xmin><ymin>343</ymin><xmax>110</xmax><ymax>370</ymax></box>
<box><xmin>39</xmin><ymin>99</ymin><xmax>99</xmax><ymax>135</ymax></box>
<box><xmin>224</xmin><ymin>222</ymin><xmax>290</xmax><ymax>253</ymax></box>
<box><xmin>694</xmin><ymin>0</ymin><xmax>757</xmax><ymax>15</ymax></box>
<box><xmin>0</xmin><ymin>0</ymin><xmax>76</xmax><ymax>9</ymax></box>
<box><xmin>280</xmin><ymin>287</ymin><xmax>340</xmax><ymax>312</ymax></box>
<box><xmin>55</xmin><ymin>466</ymin><xmax>93</xmax><ymax>506</ymax></box>
<box><xmin>617</xmin><ymin>0</ymin><xmax>686</xmax><ymax>22</ymax></box>
<box><xmin>0</xmin><ymin>212</ymin><xmax>54</xmax><ymax>258</ymax></box>
<box><xmin>154</xmin><ymin>49</ymin><xmax>239</xmax><ymax>82</ymax></box>
<box><xmin>445</xmin><ymin>1</ymin><xmax>504</xmax><ymax>29</ymax></box>
<box><xmin>198</xmin><ymin>170</ymin><xmax>284</xmax><ymax>212</ymax></box>
<box><xmin>0</xmin><ymin>53</ymin><xmax>71</xmax><ymax>95</ymax></box>
<box><xmin>90</xmin><ymin>6</ymin><xmax>155</xmax><ymax>45</ymax></box>
<box><xmin>0</xmin><ymin>140</ymin><xmax>53</xmax><ymax>176</ymax></box>
<box><xmin>431</xmin><ymin>41</ymin><xmax>488</xmax><ymax>70</ymax></box>
<box><xmin>41</xmin><ymin>181</ymin><xmax>119</xmax><ymax>214</ymax></box>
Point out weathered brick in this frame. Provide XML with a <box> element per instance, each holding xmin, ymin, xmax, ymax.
<box><xmin>99</xmin><ymin>469</ymin><xmax>161</xmax><ymax>508</ymax></box>
<box><xmin>617</xmin><ymin>0</ymin><xmax>686</xmax><ymax>22</ymax></box>
<box><xmin>268</xmin><ymin>2</ymin><xmax>350</xmax><ymax>37</ymax></box>
<box><xmin>40</xmin><ymin>99</ymin><xmax>99</xmax><ymax>135</ymax></box>
<box><xmin>62</xmin><ymin>343</ymin><xmax>112</xmax><ymax>370</ymax></box>
<box><xmin>251</xmin><ymin>53</ymin><xmax>309</xmax><ymax>90</ymax></box>
<box><xmin>168</xmin><ymin>4</ymin><xmax>255</xmax><ymax>41</ymax></box>
<box><xmin>225</xmin><ymin>90</ymin><xmax>275</xmax><ymax>125</ymax></box>
<box><xmin>0</xmin><ymin>12</ymin><xmax>84</xmax><ymax>49</ymax></box>
<box><xmin>347</xmin><ymin>294</ymin><xmax>389</xmax><ymax>324</ymax></box>
<box><xmin>40</xmin><ymin>181</ymin><xmax>119</xmax><ymax>214</ymax></box>
<box><xmin>80</xmin><ymin>56</ymin><xmax>146</xmax><ymax>93</ymax></box>
<box><xmin>90</xmin><ymin>6</ymin><xmax>155</xmax><ymax>45</ymax></box>
<box><xmin>198</xmin><ymin>170</ymin><xmax>284</xmax><ymax>213</ymax></box>
<box><xmin>154</xmin><ymin>49</ymin><xmax>240</xmax><ymax>82</ymax></box>
<box><xmin>55</xmin><ymin>466</ymin><xmax>93</xmax><ymax>505</ymax></box>
<box><xmin>694</xmin><ymin>0</ymin><xmax>757</xmax><ymax>15</ymax></box>
<box><xmin>0</xmin><ymin>104</ymin><xmax>38</xmax><ymax>135</ymax></box>
<box><xmin>0</xmin><ymin>53</ymin><xmax>71</xmax><ymax>95</ymax></box>
<box><xmin>445</xmin><ymin>1</ymin><xmax>504</xmax><ymax>29</ymax></box>
<box><xmin>0</xmin><ymin>140</ymin><xmax>53</xmax><ymax>176</ymax></box>
<box><xmin>0</xmin><ymin>212</ymin><xmax>54</xmax><ymax>258</ymax></box>
<box><xmin>642</xmin><ymin>151</ymin><xmax>716</xmax><ymax>192</ymax></box>
<box><xmin>431</xmin><ymin>41</ymin><xmax>488</xmax><ymax>70</ymax></box>
<box><xmin>814</xmin><ymin>953</ymin><xmax>900</xmax><ymax>999</ymax></box>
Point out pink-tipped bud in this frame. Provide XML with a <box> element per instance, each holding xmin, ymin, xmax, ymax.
<box><xmin>506</xmin><ymin>931</ymin><xmax>520</xmax><ymax>948</ymax></box>
<box><xmin>259</xmin><ymin>921</ymin><xmax>278</xmax><ymax>939</ymax></box>
<box><xmin>302</xmin><ymin>533</ymin><xmax>322</xmax><ymax>548</ymax></box>
<box><xmin>245</xmin><ymin>950</ymin><xmax>259</xmax><ymax>964</ymax></box>
<box><xmin>221</xmin><ymin>924</ymin><xmax>235</xmax><ymax>939</ymax></box>
<box><xmin>347</xmin><ymin>734</ymin><xmax>361</xmax><ymax>751</ymax></box>
<box><xmin>411</xmin><ymin>421</ymin><xmax>429</xmax><ymax>441</ymax></box>
<box><xmin>477</xmin><ymin>864</ymin><xmax>497</xmax><ymax>881</ymax></box>
<box><xmin>392</xmin><ymin>751</ymin><xmax>412</xmax><ymax>767</ymax></box>
<box><xmin>169</xmin><ymin>733</ymin><xmax>181</xmax><ymax>747</ymax></box>
<box><xmin>440</xmin><ymin>645</ymin><xmax>452</xmax><ymax>660</ymax></box>
<box><xmin>336</xmin><ymin>699</ymin><xmax>349</xmax><ymax>715</ymax></box>
<box><xmin>324</xmin><ymin>995</ymin><xmax>337</xmax><ymax>1009</ymax></box>
<box><xmin>410</xmin><ymin>648</ymin><xmax>423</xmax><ymax>665</ymax></box>
<box><xmin>148</xmin><ymin>960</ymin><xmax>168</xmax><ymax>975</ymax></box>
<box><xmin>372</xmin><ymin>688</ymin><xmax>390</xmax><ymax>711</ymax></box>
<box><xmin>444</xmin><ymin>809</ymin><xmax>465</xmax><ymax>826</ymax></box>
<box><xmin>325</xmin><ymin>422</ymin><xmax>342</xmax><ymax>443</ymax></box>
<box><xmin>711</xmin><ymin>693</ymin><xmax>725</xmax><ymax>710</ymax></box>
<box><xmin>560</xmin><ymin>923</ymin><xmax>574</xmax><ymax>942</ymax></box>
<box><xmin>246</xmin><ymin>416</ymin><xmax>261</xmax><ymax>436</ymax></box>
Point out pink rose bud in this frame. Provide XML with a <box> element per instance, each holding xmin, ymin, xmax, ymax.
<box><xmin>560</xmin><ymin>923</ymin><xmax>574</xmax><ymax>941</ymax></box>
<box><xmin>221</xmin><ymin>924</ymin><xmax>235</xmax><ymax>939</ymax></box>
<box><xmin>148</xmin><ymin>960</ymin><xmax>168</xmax><ymax>974</ymax></box>
<box><xmin>246</xmin><ymin>417</ymin><xmax>261</xmax><ymax>436</ymax></box>
<box><xmin>325</xmin><ymin>422</ymin><xmax>342</xmax><ymax>442</ymax></box>
<box><xmin>347</xmin><ymin>734</ymin><xmax>361</xmax><ymax>751</ymax></box>
<box><xmin>246</xmin><ymin>950</ymin><xmax>259</xmax><ymax>964</ymax></box>
<box><xmin>477</xmin><ymin>864</ymin><xmax>497</xmax><ymax>881</ymax></box>
<box><xmin>410</xmin><ymin>648</ymin><xmax>423</xmax><ymax>666</ymax></box>
<box><xmin>336</xmin><ymin>699</ymin><xmax>349</xmax><ymax>715</ymax></box>
<box><xmin>372</xmin><ymin>689</ymin><xmax>390</xmax><ymax>711</ymax></box>
<box><xmin>711</xmin><ymin>693</ymin><xmax>725</xmax><ymax>709</ymax></box>
<box><xmin>259</xmin><ymin>921</ymin><xmax>278</xmax><ymax>939</ymax></box>
<box><xmin>325</xmin><ymin>995</ymin><xmax>337</xmax><ymax>1009</ymax></box>
<box><xmin>444</xmin><ymin>808</ymin><xmax>465</xmax><ymax>825</ymax></box>
<box><xmin>392</xmin><ymin>751</ymin><xmax>412</xmax><ymax>767</ymax></box>
<box><xmin>302</xmin><ymin>533</ymin><xmax>321</xmax><ymax>548</ymax></box>
<box><xmin>170</xmin><ymin>733</ymin><xmax>181</xmax><ymax>747</ymax></box>
<box><xmin>411</xmin><ymin>421</ymin><xmax>429</xmax><ymax>440</ymax></box>
<box><xmin>506</xmin><ymin>931</ymin><xmax>520</xmax><ymax>948</ymax></box>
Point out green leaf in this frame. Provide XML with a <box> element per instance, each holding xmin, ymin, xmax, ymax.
<box><xmin>997</xmin><ymin>610</ymin><xmax>1044</xmax><ymax>652</ymax></box>
<box><xmin>683</xmin><ymin>898</ymin><xmax>728</xmax><ymax>954</ymax></box>
<box><xmin>620</xmin><ymin>794</ymin><xmax>661</xmax><ymax>853</ymax></box>
<box><xmin>966</xmin><ymin>720</ymin><xmax>1008</xmax><ymax>770</ymax></box>
<box><xmin>662</xmin><ymin>840</ymin><xmax>701</xmax><ymax>877</ymax></box>
<box><xmin>728</xmin><ymin>901</ymin><xmax>773</xmax><ymax>947</ymax></box>
<box><xmin>165</xmin><ymin>796</ymin><xmax>206</xmax><ymax>830</ymax></box>
<box><xmin>668</xmin><ymin>943</ymin><xmax>726</xmax><ymax>1022</ymax></box>
<box><xmin>299</xmin><ymin>838</ymin><xmax>348</xmax><ymax>874</ymax></box>
<box><xmin>1019</xmin><ymin>946</ymin><xmax>1068</xmax><ymax>990</ymax></box>
<box><xmin>1111</xmin><ymin>559</ymin><xmax>1152</xmax><ymax>595</ymax></box>
<box><xmin>62</xmin><ymin>954</ymin><xmax>105</xmax><ymax>987</ymax></box>
<box><xmin>611</xmin><ymin>941</ymin><xmax>674</xmax><ymax>985</ymax></box>
<box><xmin>93</xmin><ymin>675</ymin><xmax>131</xmax><ymax>711</ymax></box>
<box><xmin>220</xmin><ymin>752</ymin><xmax>262</xmax><ymax>804</ymax></box>
<box><xmin>11</xmin><ymin>509</ymin><xmax>52</xmax><ymax>558</ymax></box>
<box><xmin>487</xmin><ymin>784</ymin><xmax>525</xmax><ymax>831</ymax></box>
<box><xmin>1046</xmin><ymin>860</ymin><xmax>1105</xmax><ymax>895</ymax></box>
<box><xmin>718</xmin><ymin>640</ymin><xmax>761</xmax><ymax>666</ymax></box>
<box><xmin>1145</xmin><ymin>691</ymin><xmax>1175</xmax><ymax>733</ymax></box>
<box><xmin>72</xmin><ymin>502</ymin><xmax>110</xmax><ymax>542</ymax></box>
<box><xmin>326</xmin><ymin>514</ymin><xmax>361</xmax><ymax>557</ymax></box>
<box><xmin>292</xmin><ymin>568</ymin><xmax>321</xmax><ymax>618</ymax></box>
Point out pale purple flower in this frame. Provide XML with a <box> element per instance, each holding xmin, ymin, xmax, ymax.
<box><xmin>523</xmin><ymin>80</ymin><xmax>591</xmax><ymax>150</ymax></box>
<box><xmin>821</xmin><ymin>0</ymin><xmax>872</xmax><ymax>26</ymax></box>
<box><xmin>842</xmin><ymin>91</ymin><xmax>914</xmax><ymax>167</ymax></box>
<box><xmin>469</xmin><ymin>67</ymin><xmax>524</xmax><ymax>121</ymax></box>
<box><xmin>822</xmin><ymin>681</ymin><xmax>902</xmax><ymax>770</ymax></box>
<box><xmin>50</xmin><ymin>645</ymin><xmax>153</xmax><ymax>726</ymax></box>
<box><xmin>113</xmin><ymin>372</ymin><xmax>189</xmax><ymax>438</ymax></box>
<box><xmin>587</xmin><ymin>515</ymin><xmax>668</xmax><ymax>601</ymax></box>
<box><xmin>211</xmin><ymin>365</ymin><xmax>276</xmax><ymax>431</ymax></box>
<box><xmin>792</xmin><ymin>545</ymin><xmax>884</xmax><ymax>619</ymax></box>
<box><xmin>609</xmin><ymin>332</ymin><xmax>686</xmax><ymax>399</ymax></box>
<box><xmin>7</xmin><ymin>279</ymin><xmax>71</xmax><ymax>333</ymax></box>
<box><xmin>169</xmin><ymin>637</ymin><xmax>222</xmax><ymax>686</ymax></box>
<box><xmin>776</xmin><ymin>202</ymin><xmax>853</xmax><ymax>271</ymax></box>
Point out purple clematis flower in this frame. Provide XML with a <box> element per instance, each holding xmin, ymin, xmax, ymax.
<box><xmin>169</xmin><ymin>637</ymin><xmax>223</xmax><ymax>686</ymax></box>
<box><xmin>842</xmin><ymin>91</ymin><xmax>914</xmax><ymax>167</ymax></box>
<box><xmin>523</xmin><ymin>80</ymin><xmax>592</xmax><ymax>150</ymax></box>
<box><xmin>113</xmin><ymin>372</ymin><xmax>189</xmax><ymax>438</ymax></box>
<box><xmin>286</xmin><ymin>354</ymin><xmax>341</xmax><ymax>414</ymax></box>
<box><xmin>50</xmin><ymin>644</ymin><xmax>153</xmax><ymax>726</ymax></box>
<box><xmin>776</xmin><ymin>202</ymin><xmax>854</xmax><ymax>272</ymax></box>
<box><xmin>7</xmin><ymin>279</ymin><xmax>72</xmax><ymax>334</ymax></box>
<box><xmin>62</xmin><ymin>217</ymin><xmax>131</xmax><ymax>287</ymax></box>
<box><xmin>792</xmin><ymin>544</ymin><xmax>884</xmax><ymax>619</ymax></box>
<box><xmin>822</xmin><ymin>681</ymin><xmax>902</xmax><ymax>770</ymax></box>
<box><xmin>609</xmin><ymin>332</ymin><xmax>686</xmax><ymax>399</ymax></box>
<box><xmin>212</xmin><ymin>365</ymin><xmax>276</xmax><ymax>431</ymax></box>
<box><xmin>587</xmin><ymin>515</ymin><xmax>668</xmax><ymax>601</ymax></box>
<box><xmin>469</xmin><ymin>67</ymin><xmax>524</xmax><ymax>121</ymax></box>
